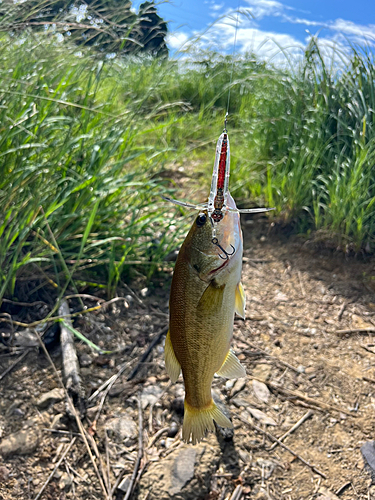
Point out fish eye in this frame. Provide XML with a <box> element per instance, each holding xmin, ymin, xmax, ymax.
<box><xmin>196</xmin><ymin>213</ymin><xmax>207</xmax><ymax>227</ymax></box>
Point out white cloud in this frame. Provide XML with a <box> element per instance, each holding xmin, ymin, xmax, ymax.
<box><xmin>167</xmin><ymin>31</ymin><xmax>190</xmax><ymax>50</ymax></box>
<box><xmin>242</xmin><ymin>0</ymin><xmax>288</xmax><ymax>20</ymax></box>
<box><xmin>168</xmin><ymin>3</ymin><xmax>375</xmax><ymax>66</ymax></box>
<box><xmin>195</xmin><ymin>17</ymin><xmax>303</xmax><ymax>65</ymax></box>
<box><xmin>329</xmin><ymin>19</ymin><xmax>375</xmax><ymax>40</ymax></box>
<box><xmin>210</xmin><ymin>2</ymin><xmax>224</xmax><ymax>11</ymax></box>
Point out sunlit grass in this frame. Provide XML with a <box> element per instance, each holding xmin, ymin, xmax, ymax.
<box><xmin>1</xmin><ymin>34</ymin><xmax>375</xmax><ymax>303</ymax></box>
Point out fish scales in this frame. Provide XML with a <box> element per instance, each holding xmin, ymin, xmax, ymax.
<box><xmin>165</xmin><ymin>194</ymin><xmax>246</xmax><ymax>444</ymax></box>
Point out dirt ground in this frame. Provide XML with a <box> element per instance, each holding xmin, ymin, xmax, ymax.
<box><xmin>1</xmin><ymin>216</ymin><xmax>375</xmax><ymax>500</ymax></box>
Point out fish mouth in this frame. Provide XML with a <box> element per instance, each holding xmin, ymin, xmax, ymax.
<box><xmin>209</xmin><ymin>258</ymin><xmax>229</xmax><ymax>274</ymax></box>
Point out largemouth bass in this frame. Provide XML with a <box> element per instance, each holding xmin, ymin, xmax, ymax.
<box><xmin>165</xmin><ymin>192</ymin><xmax>246</xmax><ymax>444</ymax></box>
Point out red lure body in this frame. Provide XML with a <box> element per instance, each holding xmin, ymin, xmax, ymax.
<box><xmin>211</xmin><ymin>133</ymin><xmax>228</xmax><ymax>223</ymax></box>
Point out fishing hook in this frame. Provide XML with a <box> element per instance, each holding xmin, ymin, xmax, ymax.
<box><xmin>212</xmin><ymin>237</ymin><xmax>235</xmax><ymax>260</ymax></box>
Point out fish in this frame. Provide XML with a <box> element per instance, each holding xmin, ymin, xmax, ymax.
<box><xmin>163</xmin><ymin>126</ymin><xmax>272</xmax><ymax>444</ymax></box>
<box><xmin>165</xmin><ymin>191</ymin><xmax>246</xmax><ymax>444</ymax></box>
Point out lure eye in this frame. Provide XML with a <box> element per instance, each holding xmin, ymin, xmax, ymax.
<box><xmin>196</xmin><ymin>214</ymin><xmax>207</xmax><ymax>227</ymax></box>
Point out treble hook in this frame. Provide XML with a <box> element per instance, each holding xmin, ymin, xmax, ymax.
<box><xmin>212</xmin><ymin>237</ymin><xmax>235</xmax><ymax>260</ymax></box>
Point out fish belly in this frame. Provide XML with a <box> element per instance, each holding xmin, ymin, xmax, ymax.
<box><xmin>168</xmin><ymin>254</ymin><xmax>243</xmax><ymax>443</ymax></box>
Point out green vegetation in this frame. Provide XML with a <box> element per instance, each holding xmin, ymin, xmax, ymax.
<box><xmin>0</xmin><ymin>34</ymin><xmax>374</xmax><ymax>302</ymax></box>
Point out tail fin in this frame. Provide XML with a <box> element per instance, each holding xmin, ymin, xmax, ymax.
<box><xmin>182</xmin><ymin>399</ymin><xmax>232</xmax><ymax>444</ymax></box>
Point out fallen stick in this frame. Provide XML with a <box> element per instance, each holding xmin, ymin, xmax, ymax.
<box><xmin>34</xmin><ymin>437</ymin><xmax>77</xmax><ymax>500</ymax></box>
<box><xmin>0</xmin><ymin>296</ymin><xmax>128</xmax><ymax>328</ymax></box>
<box><xmin>229</xmin><ymin>485</ymin><xmax>243</xmax><ymax>500</ymax></box>
<box><xmin>123</xmin><ymin>396</ymin><xmax>143</xmax><ymax>500</ymax></box>
<box><xmin>337</xmin><ymin>301</ymin><xmax>347</xmax><ymax>321</ymax></box>
<box><xmin>93</xmin><ymin>362</ymin><xmax>131</xmax><ymax>426</ymax></box>
<box><xmin>127</xmin><ymin>325</ymin><xmax>168</xmax><ymax>381</ymax></box>
<box><xmin>239</xmin><ymin>415</ymin><xmax>326</xmax><ymax>479</ymax></box>
<box><xmin>0</xmin><ymin>348</ymin><xmax>32</xmax><ymax>381</ymax></box>
<box><xmin>269</xmin><ymin>410</ymin><xmax>313</xmax><ymax>451</ymax></box>
<box><xmin>254</xmin><ymin>378</ymin><xmax>354</xmax><ymax>417</ymax></box>
<box><xmin>236</xmin><ymin>338</ymin><xmax>300</xmax><ymax>374</ymax></box>
<box><xmin>337</xmin><ymin>327</ymin><xmax>375</xmax><ymax>336</ymax></box>
<box><xmin>59</xmin><ymin>300</ymin><xmax>85</xmax><ymax>415</ymax></box>
<box><xmin>147</xmin><ymin>427</ymin><xmax>169</xmax><ymax>449</ymax></box>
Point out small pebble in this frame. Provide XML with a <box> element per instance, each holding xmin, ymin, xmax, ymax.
<box><xmin>167</xmin><ymin>422</ymin><xmax>179</xmax><ymax>438</ymax></box>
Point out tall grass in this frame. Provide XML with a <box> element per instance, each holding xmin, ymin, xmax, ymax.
<box><xmin>229</xmin><ymin>40</ymin><xmax>375</xmax><ymax>251</ymax></box>
<box><xmin>1</xmin><ymin>33</ymin><xmax>375</xmax><ymax>304</ymax></box>
<box><xmin>0</xmin><ymin>37</ymin><xmax>188</xmax><ymax>302</ymax></box>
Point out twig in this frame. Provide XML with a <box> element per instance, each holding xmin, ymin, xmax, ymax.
<box><xmin>123</xmin><ymin>396</ymin><xmax>143</xmax><ymax>500</ymax></box>
<box><xmin>269</xmin><ymin>410</ymin><xmax>313</xmax><ymax>451</ymax></box>
<box><xmin>362</xmin><ymin>376</ymin><xmax>375</xmax><ymax>384</ymax></box>
<box><xmin>254</xmin><ymin>378</ymin><xmax>354</xmax><ymax>417</ymax></box>
<box><xmin>105</xmin><ymin>430</ymin><xmax>112</xmax><ymax>500</ymax></box>
<box><xmin>34</xmin><ymin>438</ymin><xmax>76</xmax><ymax>500</ymax></box>
<box><xmin>337</xmin><ymin>301</ymin><xmax>347</xmax><ymax>321</ymax></box>
<box><xmin>239</xmin><ymin>415</ymin><xmax>326</xmax><ymax>479</ymax></box>
<box><xmin>297</xmin><ymin>271</ymin><xmax>306</xmax><ymax>297</ymax></box>
<box><xmin>360</xmin><ymin>344</ymin><xmax>375</xmax><ymax>354</ymax></box>
<box><xmin>2</xmin><ymin>298</ymin><xmax>47</xmax><ymax>307</ymax></box>
<box><xmin>237</xmin><ymin>338</ymin><xmax>300</xmax><ymax>373</ymax></box>
<box><xmin>34</xmin><ymin>329</ymin><xmax>109</xmax><ymax>499</ymax></box>
<box><xmin>147</xmin><ymin>427</ymin><xmax>169</xmax><ymax>449</ymax></box>
<box><xmin>229</xmin><ymin>485</ymin><xmax>243</xmax><ymax>500</ymax></box>
<box><xmin>0</xmin><ymin>297</ymin><xmax>127</xmax><ymax>328</ymax></box>
<box><xmin>93</xmin><ymin>362</ymin><xmax>130</xmax><ymax>425</ymax></box>
<box><xmin>0</xmin><ymin>348</ymin><xmax>32</xmax><ymax>381</ymax></box>
<box><xmin>127</xmin><ymin>325</ymin><xmax>168</xmax><ymax>381</ymax></box>
<box><xmin>335</xmin><ymin>482</ymin><xmax>352</xmax><ymax>495</ymax></box>
<box><xmin>337</xmin><ymin>327</ymin><xmax>375</xmax><ymax>336</ymax></box>
<box><xmin>123</xmin><ymin>283</ymin><xmax>146</xmax><ymax>307</ymax></box>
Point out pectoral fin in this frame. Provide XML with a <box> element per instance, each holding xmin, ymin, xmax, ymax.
<box><xmin>235</xmin><ymin>282</ymin><xmax>246</xmax><ymax>319</ymax></box>
<box><xmin>164</xmin><ymin>330</ymin><xmax>181</xmax><ymax>383</ymax></box>
<box><xmin>198</xmin><ymin>282</ymin><xmax>225</xmax><ymax>311</ymax></box>
<box><xmin>216</xmin><ymin>349</ymin><xmax>246</xmax><ymax>379</ymax></box>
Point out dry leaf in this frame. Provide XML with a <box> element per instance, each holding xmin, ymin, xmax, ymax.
<box><xmin>252</xmin><ymin>379</ymin><xmax>270</xmax><ymax>403</ymax></box>
<box><xmin>247</xmin><ymin>407</ymin><xmax>277</xmax><ymax>426</ymax></box>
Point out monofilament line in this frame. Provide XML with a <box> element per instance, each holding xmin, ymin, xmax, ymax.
<box><xmin>226</xmin><ymin>3</ymin><xmax>241</xmax><ymax>118</ymax></box>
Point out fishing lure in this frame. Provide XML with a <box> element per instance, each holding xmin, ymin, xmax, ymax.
<box><xmin>163</xmin><ymin>119</ymin><xmax>273</xmax><ymax>242</ymax></box>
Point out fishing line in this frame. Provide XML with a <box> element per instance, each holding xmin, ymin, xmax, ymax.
<box><xmin>225</xmin><ymin>2</ymin><xmax>241</xmax><ymax>127</ymax></box>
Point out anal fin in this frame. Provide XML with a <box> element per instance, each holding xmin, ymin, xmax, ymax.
<box><xmin>164</xmin><ymin>330</ymin><xmax>181</xmax><ymax>383</ymax></box>
<box><xmin>216</xmin><ymin>349</ymin><xmax>246</xmax><ymax>379</ymax></box>
<box><xmin>235</xmin><ymin>282</ymin><xmax>246</xmax><ymax>319</ymax></box>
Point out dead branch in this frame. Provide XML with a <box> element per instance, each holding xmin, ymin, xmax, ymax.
<box><xmin>337</xmin><ymin>301</ymin><xmax>347</xmax><ymax>321</ymax></box>
<box><xmin>127</xmin><ymin>325</ymin><xmax>168</xmax><ymax>381</ymax></box>
<box><xmin>336</xmin><ymin>327</ymin><xmax>375</xmax><ymax>336</ymax></box>
<box><xmin>0</xmin><ymin>348</ymin><xmax>32</xmax><ymax>381</ymax></box>
<box><xmin>253</xmin><ymin>378</ymin><xmax>354</xmax><ymax>417</ymax></box>
<box><xmin>59</xmin><ymin>300</ymin><xmax>85</xmax><ymax>415</ymax></box>
<box><xmin>269</xmin><ymin>410</ymin><xmax>313</xmax><ymax>451</ymax></box>
<box><xmin>123</xmin><ymin>396</ymin><xmax>144</xmax><ymax>500</ymax></box>
<box><xmin>34</xmin><ymin>437</ymin><xmax>77</xmax><ymax>500</ymax></box>
<box><xmin>229</xmin><ymin>485</ymin><xmax>243</xmax><ymax>500</ymax></box>
<box><xmin>239</xmin><ymin>415</ymin><xmax>327</xmax><ymax>479</ymax></box>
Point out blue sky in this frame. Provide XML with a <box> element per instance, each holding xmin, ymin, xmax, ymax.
<box><xmin>147</xmin><ymin>0</ymin><xmax>375</xmax><ymax>60</ymax></box>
